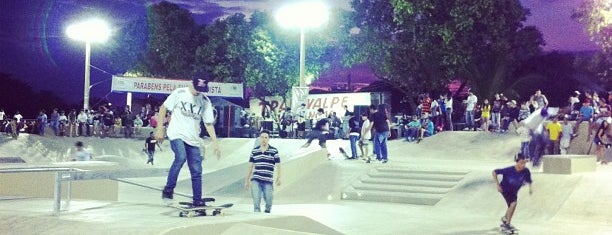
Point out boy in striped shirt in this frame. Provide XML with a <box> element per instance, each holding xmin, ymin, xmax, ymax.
<box><xmin>245</xmin><ymin>130</ymin><xmax>282</xmax><ymax>213</ymax></box>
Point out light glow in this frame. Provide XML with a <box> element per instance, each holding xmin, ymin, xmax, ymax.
<box><xmin>275</xmin><ymin>1</ymin><xmax>329</xmax><ymax>29</ymax></box>
<box><xmin>66</xmin><ymin>19</ymin><xmax>111</xmax><ymax>43</ymax></box>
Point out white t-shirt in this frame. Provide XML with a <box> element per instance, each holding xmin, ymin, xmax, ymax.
<box><xmin>466</xmin><ymin>94</ymin><xmax>478</xmax><ymax>111</ymax></box>
<box><xmin>0</xmin><ymin>111</ymin><xmax>5</xmax><ymax>121</ymax></box>
<box><xmin>14</xmin><ymin>114</ymin><xmax>22</xmax><ymax>122</ymax></box>
<box><xmin>361</xmin><ymin>119</ymin><xmax>371</xmax><ymax>140</ymax></box>
<box><xmin>561</xmin><ymin>123</ymin><xmax>573</xmax><ymax>141</ymax></box>
<box><xmin>163</xmin><ymin>87</ymin><xmax>215</xmax><ymax>146</ymax></box>
<box><xmin>74</xmin><ymin>150</ymin><xmax>92</xmax><ymax>161</ymax></box>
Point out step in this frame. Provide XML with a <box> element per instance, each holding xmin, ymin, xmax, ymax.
<box><xmin>342</xmin><ymin>188</ymin><xmax>443</xmax><ymax>205</ymax></box>
<box><xmin>352</xmin><ymin>182</ymin><xmax>449</xmax><ymax>194</ymax></box>
<box><xmin>375</xmin><ymin>167</ymin><xmax>469</xmax><ymax>176</ymax></box>
<box><xmin>360</xmin><ymin>177</ymin><xmax>457</xmax><ymax>188</ymax></box>
<box><xmin>368</xmin><ymin>171</ymin><xmax>465</xmax><ymax>182</ymax></box>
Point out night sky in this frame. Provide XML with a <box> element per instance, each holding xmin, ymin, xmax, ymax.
<box><xmin>0</xmin><ymin>0</ymin><xmax>599</xmax><ymax>107</ymax></box>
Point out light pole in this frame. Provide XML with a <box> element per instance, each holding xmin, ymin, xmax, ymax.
<box><xmin>276</xmin><ymin>1</ymin><xmax>329</xmax><ymax>87</ymax></box>
<box><xmin>66</xmin><ymin>19</ymin><xmax>110</xmax><ymax>110</ymax></box>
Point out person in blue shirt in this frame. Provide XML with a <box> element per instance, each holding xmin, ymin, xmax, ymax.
<box><xmin>573</xmin><ymin>102</ymin><xmax>595</xmax><ymax>137</ymax></box>
<box><xmin>416</xmin><ymin>114</ymin><xmax>434</xmax><ymax>143</ymax></box>
<box><xmin>492</xmin><ymin>153</ymin><xmax>533</xmax><ymax>231</ymax></box>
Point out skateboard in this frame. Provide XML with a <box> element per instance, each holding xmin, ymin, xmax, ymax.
<box><xmin>339</xmin><ymin>147</ymin><xmax>351</xmax><ymax>159</ymax></box>
<box><xmin>170</xmin><ymin>202</ymin><xmax>233</xmax><ymax>217</ymax></box>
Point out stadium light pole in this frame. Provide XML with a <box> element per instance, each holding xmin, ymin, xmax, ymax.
<box><xmin>66</xmin><ymin>19</ymin><xmax>111</xmax><ymax>110</ymax></box>
<box><xmin>276</xmin><ymin>1</ymin><xmax>329</xmax><ymax>87</ymax></box>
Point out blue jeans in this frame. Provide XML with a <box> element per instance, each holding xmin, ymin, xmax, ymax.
<box><xmin>250</xmin><ymin>180</ymin><xmax>274</xmax><ymax>213</ymax></box>
<box><xmin>373</xmin><ymin>131</ymin><xmax>389</xmax><ymax>160</ymax></box>
<box><xmin>464</xmin><ymin>110</ymin><xmax>475</xmax><ymax>129</ymax></box>
<box><xmin>50</xmin><ymin>121</ymin><xmax>59</xmax><ymax>136</ymax></box>
<box><xmin>520</xmin><ymin>141</ymin><xmax>530</xmax><ymax>160</ymax></box>
<box><xmin>349</xmin><ymin>135</ymin><xmax>359</xmax><ymax>158</ymax></box>
<box><xmin>164</xmin><ymin>139</ymin><xmax>202</xmax><ymax>201</ymax></box>
<box><xmin>404</xmin><ymin>128</ymin><xmax>418</xmax><ymax>141</ymax></box>
<box><xmin>146</xmin><ymin>150</ymin><xmax>155</xmax><ymax>163</ymax></box>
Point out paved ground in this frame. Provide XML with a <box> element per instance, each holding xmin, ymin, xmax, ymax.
<box><xmin>1</xmin><ymin>132</ymin><xmax>612</xmax><ymax>235</ymax></box>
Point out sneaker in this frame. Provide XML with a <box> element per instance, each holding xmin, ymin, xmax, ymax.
<box><xmin>162</xmin><ymin>189</ymin><xmax>174</xmax><ymax>200</ymax></box>
<box><xmin>382</xmin><ymin>160</ymin><xmax>388</xmax><ymax>164</ymax></box>
<box><xmin>500</xmin><ymin>216</ymin><xmax>508</xmax><ymax>225</ymax></box>
<box><xmin>192</xmin><ymin>199</ymin><xmax>206</xmax><ymax>207</ymax></box>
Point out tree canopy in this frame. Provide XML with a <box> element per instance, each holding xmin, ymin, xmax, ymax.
<box><xmin>342</xmin><ymin>0</ymin><xmax>544</xmax><ymax>100</ymax></box>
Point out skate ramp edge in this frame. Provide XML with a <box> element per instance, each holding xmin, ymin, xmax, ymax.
<box><xmin>162</xmin><ymin>215</ymin><xmax>342</xmax><ymax>235</ymax></box>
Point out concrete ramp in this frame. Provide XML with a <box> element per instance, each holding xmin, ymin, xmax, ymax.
<box><xmin>162</xmin><ymin>216</ymin><xmax>342</xmax><ymax>235</ymax></box>
<box><xmin>342</xmin><ymin>166</ymin><xmax>469</xmax><ymax>205</ymax></box>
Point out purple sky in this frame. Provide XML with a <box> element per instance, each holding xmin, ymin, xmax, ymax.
<box><xmin>0</xmin><ymin>0</ymin><xmax>600</xmax><ymax>106</ymax></box>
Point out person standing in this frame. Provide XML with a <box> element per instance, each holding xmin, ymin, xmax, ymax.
<box><xmin>359</xmin><ymin>112</ymin><xmax>373</xmax><ymax>163</ymax></box>
<box><xmin>560</xmin><ymin>116</ymin><xmax>574</xmax><ymax>155</ymax></box>
<box><xmin>464</xmin><ymin>91</ymin><xmax>478</xmax><ymax>131</ymax></box>
<box><xmin>49</xmin><ymin>109</ymin><xmax>60</xmax><ymax>136</ymax></box>
<box><xmin>295</xmin><ymin>103</ymin><xmax>307</xmax><ymax>138</ymax></box>
<box><xmin>77</xmin><ymin>109</ymin><xmax>88</xmax><ymax>137</ymax></box>
<box><xmin>481</xmin><ymin>99</ymin><xmax>492</xmax><ymax>132</ymax></box>
<box><xmin>155</xmin><ymin>76</ymin><xmax>222</xmax><ymax>207</ymax></box>
<box><xmin>492</xmin><ymin>154</ymin><xmax>533</xmax><ymax>232</ymax></box>
<box><xmin>37</xmin><ymin>109</ymin><xmax>47</xmax><ymax>136</ymax></box>
<box><xmin>347</xmin><ymin>112</ymin><xmax>361</xmax><ymax>159</ymax></box>
<box><xmin>530</xmin><ymin>89</ymin><xmax>549</xmax><ymax>110</ymax></box>
<box><xmin>366</xmin><ymin>104</ymin><xmax>391</xmax><ymax>163</ymax></box>
<box><xmin>245</xmin><ymin>130</ymin><xmax>281</xmax><ymax>213</ymax></box>
<box><xmin>445</xmin><ymin>94</ymin><xmax>454</xmax><ymax>131</ymax></box>
<box><xmin>545</xmin><ymin>116</ymin><xmax>563</xmax><ymax>154</ymax></box>
<box><xmin>145</xmin><ymin>131</ymin><xmax>162</xmax><ymax>165</ymax></box>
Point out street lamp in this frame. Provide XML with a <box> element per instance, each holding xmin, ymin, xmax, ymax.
<box><xmin>66</xmin><ymin>19</ymin><xmax>111</xmax><ymax>110</ymax></box>
<box><xmin>276</xmin><ymin>1</ymin><xmax>329</xmax><ymax>87</ymax></box>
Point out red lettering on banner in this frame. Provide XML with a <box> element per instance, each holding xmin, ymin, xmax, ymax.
<box><xmin>312</xmin><ymin>98</ymin><xmax>321</xmax><ymax>109</ymax></box>
<box><xmin>322</xmin><ymin>97</ymin><xmax>329</xmax><ymax>108</ymax></box>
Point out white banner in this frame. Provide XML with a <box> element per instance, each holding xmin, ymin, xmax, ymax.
<box><xmin>111</xmin><ymin>76</ymin><xmax>243</xmax><ymax>98</ymax></box>
<box><xmin>249</xmin><ymin>92</ymin><xmax>371</xmax><ymax>120</ymax></box>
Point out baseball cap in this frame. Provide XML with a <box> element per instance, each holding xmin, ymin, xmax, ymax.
<box><xmin>192</xmin><ymin>77</ymin><xmax>210</xmax><ymax>93</ymax></box>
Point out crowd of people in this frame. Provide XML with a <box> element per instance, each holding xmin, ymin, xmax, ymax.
<box><xmin>0</xmin><ymin>103</ymin><xmax>170</xmax><ymax>139</ymax></box>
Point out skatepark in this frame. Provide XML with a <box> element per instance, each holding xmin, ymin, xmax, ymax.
<box><xmin>1</xmin><ymin>125</ymin><xmax>612</xmax><ymax>235</ymax></box>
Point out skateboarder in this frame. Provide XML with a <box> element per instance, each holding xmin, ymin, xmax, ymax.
<box><xmin>492</xmin><ymin>153</ymin><xmax>533</xmax><ymax>232</ymax></box>
<box><xmin>156</xmin><ymin>75</ymin><xmax>221</xmax><ymax>207</ymax></box>
<box><xmin>144</xmin><ymin>131</ymin><xmax>162</xmax><ymax>165</ymax></box>
<box><xmin>72</xmin><ymin>141</ymin><xmax>92</xmax><ymax>161</ymax></box>
<box><xmin>245</xmin><ymin>130</ymin><xmax>281</xmax><ymax>213</ymax></box>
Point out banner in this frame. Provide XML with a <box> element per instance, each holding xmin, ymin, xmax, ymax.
<box><xmin>111</xmin><ymin>76</ymin><xmax>243</xmax><ymax>98</ymax></box>
<box><xmin>249</xmin><ymin>92</ymin><xmax>371</xmax><ymax>120</ymax></box>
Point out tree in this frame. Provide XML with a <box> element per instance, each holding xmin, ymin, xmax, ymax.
<box><xmin>195</xmin><ymin>13</ymin><xmax>251</xmax><ymax>83</ymax></box>
<box><xmin>107</xmin><ymin>17</ymin><xmax>148</xmax><ymax>75</ymax></box>
<box><xmin>342</xmin><ymin>0</ymin><xmax>544</xmax><ymax>101</ymax></box>
<box><xmin>138</xmin><ymin>1</ymin><xmax>197</xmax><ymax>78</ymax></box>
<box><xmin>573</xmin><ymin>1</ymin><xmax>611</xmax><ymax>88</ymax></box>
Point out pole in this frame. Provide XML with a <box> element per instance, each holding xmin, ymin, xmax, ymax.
<box><xmin>299</xmin><ymin>27</ymin><xmax>306</xmax><ymax>87</ymax></box>
<box><xmin>84</xmin><ymin>41</ymin><xmax>91</xmax><ymax>110</ymax></box>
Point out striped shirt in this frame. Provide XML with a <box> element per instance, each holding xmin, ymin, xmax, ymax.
<box><xmin>249</xmin><ymin>145</ymin><xmax>280</xmax><ymax>183</ymax></box>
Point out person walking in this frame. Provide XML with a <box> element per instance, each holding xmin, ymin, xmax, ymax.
<box><xmin>145</xmin><ymin>131</ymin><xmax>162</xmax><ymax>165</ymax></box>
<box><xmin>245</xmin><ymin>130</ymin><xmax>281</xmax><ymax>213</ymax></box>
<box><xmin>155</xmin><ymin>76</ymin><xmax>221</xmax><ymax>207</ymax></box>
<box><xmin>492</xmin><ymin>153</ymin><xmax>533</xmax><ymax>232</ymax></box>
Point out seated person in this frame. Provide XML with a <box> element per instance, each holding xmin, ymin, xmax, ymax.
<box><xmin>419</xmin><ymin>115</ymin><xmax>435</xmax><ymax>141</ymax></box>
<box><xmin>404</xmin><ymin>116</ymin><xmax>421</xmax><ymax>142</ymax></box>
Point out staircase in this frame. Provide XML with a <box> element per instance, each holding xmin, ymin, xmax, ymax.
<box><xmin>341</xmin><ymin>166</ymin><xmax>469</xmax><ymax>205</ymax></box>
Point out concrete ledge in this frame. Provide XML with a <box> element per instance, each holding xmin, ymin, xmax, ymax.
<box><xmin>0</xmin><ymin>162</ymin><xmax>119</xmax><ymax>200</ymax></box>
<box><xmin>543</xmin><ymin>155</ymin><xmax>596</xmax><ymax>174</ymax></box>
